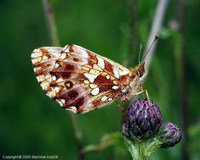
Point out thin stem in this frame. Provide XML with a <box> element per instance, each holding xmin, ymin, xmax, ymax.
<box><xmin>177</xmin><ymin>0</ymin><xmax>190</xmax><ymax>159</ymax></box>
<box><xmin>128</xmin><ymin>0</ymin><xmax>138</xmax><ymax>66</ymax></box>
<box><xmin>69</xmin><ymin>113</ymin><xmax>85</xmax><ymax>160</ymax></box>
<box><xmin>41</xmin><ymin>1</ymin><xmax>85</xmax><ymax>160</ymax></box>
<box><xmin>42</xmin><ymin>0</ymin><xmax>60</xmax><ymax>46</ymax></box>
<box><xmin>143</xmin><ymin>0</ymin><xmax>169</xmax><ymax>71</ymax></box>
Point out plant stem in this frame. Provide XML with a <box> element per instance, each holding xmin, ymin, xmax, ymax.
<box><xmin>123</xmin><ymin>137</ymin><xmax>148</xmax><ymax>160</ymax></box>
<box><xmin>138</xmin><ymin>142</ymin><xmax>147</xmax><ymax>160</ymax></box>
<box><xmin>128</xmin><ymin>0</ymin><xmax>138</xmax><ymax>66</ymax></box>
<box><xmin>123</xmin><ymin>136</ymin><xmax>163</xmax><ymax>160</ymax></box>
<box><xmin>42</xmin><ymin>0</ymin><xmax>60</xmax><ymax>46</ymax></box>
<box><xmin>177</xmin><ymin>0</ymin><xmax>190</xmax><ymax>159</ymax></box>
<box><xmin>69</xmin><ymin>113</ymin><xmax>85</xmax><ymax>160</ymax></box>
<box><xmin>42</xmin><ymin>1</ymin><xmax>85</xmax><ymax>160</ymax></box>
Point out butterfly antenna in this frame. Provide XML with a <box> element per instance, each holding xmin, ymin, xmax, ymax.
<box><xmin>142</xmin><ymin>34</ymin><xmax>159</xmax><ymax>63</ymax></box>
<box><xmin>138</xmin><ymin>43</ymin><xmax>143</xmax><ymax>64</ymax></box>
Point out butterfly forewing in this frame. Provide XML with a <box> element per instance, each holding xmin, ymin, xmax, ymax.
<box><xmin>31</xmin><ymin>44</ymin><xmax>133</xmax><ymax>114</ymax></box>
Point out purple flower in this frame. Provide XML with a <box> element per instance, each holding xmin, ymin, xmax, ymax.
<box><xmin>159</xmin><ymin>122</ymin><xmax>182</xmax><ymax>148</ymax></box>
<box><xmin>122</xmin><ymin>99</ymin><xmax>162</xmax><ymax>140</ymax></box>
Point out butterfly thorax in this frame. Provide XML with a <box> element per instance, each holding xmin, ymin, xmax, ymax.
<box><xmin>120</xmin><ymin>63</ymin><xmax>147</xmax><ymax>102</ymax></box>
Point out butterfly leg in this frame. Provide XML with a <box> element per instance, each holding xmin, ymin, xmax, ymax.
<box><xmin>135</xmin><ymin>88</ymin><xmax>150</xmax><ymax>100</ymax></box>
<box><xmin>115</xmin><ymin>100</ymin><xmax>126</xmax><ymax>116</ymax></box>
<box><xmin>143</xmin><ymin>89</ymin><xmax>150</xmax><ymax>100</ymax></box>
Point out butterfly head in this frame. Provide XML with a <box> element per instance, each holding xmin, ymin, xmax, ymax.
<box><xmin>129</xmin><ymin>34</ymin><xmax>158</xmax><ymax>83</ymax></box>
<box><xmin>130</xmin><ymin>63</ymin><xmax>147</xmax><ymax>83</ymax></box>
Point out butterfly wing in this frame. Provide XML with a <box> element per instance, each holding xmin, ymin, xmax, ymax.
<box><xmin>31</xmin><ymin>44</ymin><xmax>131</xmax><ymax>114</ymax></box>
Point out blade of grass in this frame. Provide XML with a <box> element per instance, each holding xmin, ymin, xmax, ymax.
<box><xmin>143</xmin><ymin>0</ymin><xmax>169</xmax><ymax>71</ymax></box>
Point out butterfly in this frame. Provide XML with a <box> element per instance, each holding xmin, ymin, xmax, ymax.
<box><xmin>31</xmin><ymin>44</ymin><xmax>149</xmax><ymax>114</ymax></box>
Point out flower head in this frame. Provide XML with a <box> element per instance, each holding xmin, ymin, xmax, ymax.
<box><xmin>159</xmin><ymin>122</ymin><xmax>182</xmax><ymax>148</ymax></box>
<box><xmin>122</xmin><ymin>99</ymin><xmax>162</xmax><ymax>140</ymax></box>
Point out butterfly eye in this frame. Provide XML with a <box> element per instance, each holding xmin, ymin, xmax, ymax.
<box><xmin>138</xmin><ymin>69</ymin><xmax>144</xmax><ymax>77</ymax></box>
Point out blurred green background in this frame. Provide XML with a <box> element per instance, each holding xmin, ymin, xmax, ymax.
<box><xmin>0</xmin><ymin>0</ymin><xmax>200</xmax><ymax>159</ymax></box>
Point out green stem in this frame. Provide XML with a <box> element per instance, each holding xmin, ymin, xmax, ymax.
<box><xmin>41</xmin><ymin>1</ymin><xmax>85</xmax><ymax>160</ymax></box>
<box><xmin>176</xmin><ymin>0</ymin><xmax>190</xmax><ymax>159</ymax></box>
<box><xmin>69</xmin><ymin>113</ymin><xmax>85</xmax><ymax>160</ymax></box>
<box><xmin>123</xmin><ymin>137</ymin><xmax>148</xmax><ymax>160</ymax></box>
<box><xmin>128</xmin><ymin>0</ymin><xmax>138</xmax><ymax>66</ymax></box>
<box><xmin>123</xmin><ymin>136</ymin><xmax>162</xmax><ymax>160</ymax></box>
<box><xmin>138</xmin><ymin>142</ymin><xmax>147</xmax><ymax>160</ymax></box>
<box><xmin>145</xmin><ymin>138</ymin><xmax>162</xmax><ymax>157</ymax></box>
<box><xmin>42</xmin><ymin>0</ymin><xmax>60</xmax><ymax>46</ymax></box>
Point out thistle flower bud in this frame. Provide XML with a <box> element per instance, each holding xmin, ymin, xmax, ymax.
<box><xmin>122</xmin><ymin>99</ymin><xmax>162</xmax><ymax>140</ymax></box>
<box><xmin>159</xmin><ymin>122</ymin><xmax>182</xmax><ymax>148</ymax></box>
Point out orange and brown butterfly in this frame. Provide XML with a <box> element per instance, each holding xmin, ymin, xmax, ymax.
<box><xmin>31</xmin><ymin>36</ymin><xmax>158</xmax><ymax>114</ymax></box>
